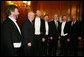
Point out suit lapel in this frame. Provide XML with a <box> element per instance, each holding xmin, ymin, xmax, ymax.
<box><xmin>8</xmin><ymin>18</ymin><xmax>22</xmax><ymax>36</ymax></box>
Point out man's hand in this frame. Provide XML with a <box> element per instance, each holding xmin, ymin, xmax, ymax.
<box><xmin>67</xmin><ymin>38</ymin><xmax>70</xmax><ymax>42</ymax></box>
<box><xmin>27</xmin><ymin>42</ymin><xmax>32</xmax><ymax>47</ymax></box>
<box><xmin>50</xmin><ymin>36</ymin><xmax>53</xmax><ymax>40</ymax></box>
<box><xmin>58</xmin><ymin>36</ymin><xmax>61</xmax><ymax>40</ymax></box>
<box><xmin>78</xmin><ymin>37</ymin><xmax>82</xmax><ymax>40</ymax></box>
<box><xmin>42</xmin><ymin>38</ymin><xmax>45</xmax><ymax>42</ymax></box>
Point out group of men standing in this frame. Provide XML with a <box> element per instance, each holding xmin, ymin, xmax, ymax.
<box><xmin>1</xmin><ymin>5</ymin><xmax>83</xmax><ymax>56</ymax></box>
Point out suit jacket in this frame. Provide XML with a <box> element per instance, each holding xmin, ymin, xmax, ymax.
<box><xmin>22</xmin><ymin>19</ymin><xmax>34</xmax><ymax>56</ymax></box>
<box><xmin>59</xmin><ymin>22</ymin><xmax>71</xmax><ymax>38</ymax></box>
<box><xmin>49</xmin><ymin>20</ymin><xmax>60</xmax><ymax>39</ymax></box>
<box><xmin>1</xmin><ymin>18</ymin><xmax>22</xmax><ymax>56</ymax></box>
<box><xmin>69</xmin><ymin>20</ymin><xmax>81</xmax><ymax>40</ymax></box>
<box><xmin>32</xmin><ymin>18</ymin><xmax>45</xmax><ymax>37</ymax></box>
<box><xmin>80</xmin><ymin>21</ymin><xmax>83</xmax><ymax>38</ymax></box>
<box><xmin>22</xmin><ymin>19</ymin><xmax>34</xmax><ymax>47</ymax></box>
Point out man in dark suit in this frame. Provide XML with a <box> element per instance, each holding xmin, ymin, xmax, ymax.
<box><xmin>60</xmin><ymin>15</ymin><xmax>71</xmax><ymax>56</ymax></box>
<box><xmin>49</xmin><ymin>14</ymin><xmax>60</xmax><ymax>56</ymax></box>
<box><xmin>1</xmin><ymin>5</ymin><xmax>22</xmax><ymax>56</ymax></box>
<box><xmin>32</xmin><ymin>10</ymin><xmax>45</xmax><ymax>56</ymax></box>
<box><xmin>69</xmin><ymin>15</ymin><xmax>82</xmax><ymax>56</ymax></box>
<box><xmin>41</xmin><ymin>15</ymin><xmax>50</xmax><ymax>56</ymax></box>
<box><xmin>22</xmin><ymin>12</ymin><xmax>35</xmax><ymax>56</ymax></box>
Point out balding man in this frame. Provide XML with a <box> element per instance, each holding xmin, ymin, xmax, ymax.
<box><xmin>33</xmin><ymin>10</ymin><xmax>45</xmax><ymax>56</ymax></box>
<box><xmin>22</xmin><ymin>12</ymin><xmax>35</xmax><ymax>56</ymax></box>
<box><xmin>69</xmin><ymin>15</ymin><xmax>82</xmax><ymax>56</ymax></box>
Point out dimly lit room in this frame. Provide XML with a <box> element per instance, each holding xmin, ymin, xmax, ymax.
<box><xmin>1</xmin><ymin>1</ymin><xmax>83</xmax><ymax>56</ymax></box>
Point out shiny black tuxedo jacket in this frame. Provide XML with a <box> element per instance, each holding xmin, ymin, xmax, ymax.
<box><xmin>1</xmin><ymin>18</ymin><xmax>22</xmax><ymax>56</ymax></box>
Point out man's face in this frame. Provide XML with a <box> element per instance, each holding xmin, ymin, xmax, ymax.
<box><xmin>54</xmin><ymin>15</ymin><xmax>58</xmax><ymax>21</ymax></box>
<box><xmin>44</xmin><ymin>16</ymin><xmax>49</xmax><ymax>21</ymax></box>
<box><xmin>36</xmin><ymin>10</ymin><xmax>41</xmax><ymax>17</ymax></box>
<box><xmin>28</xmin><ymin>14</ymin><xmax>35</xmax><ymax>21</ymax></box>
<box><xmin>62</xmin><ymin>16</ymin><xmax>67</xmax><ymax>21</ymax></box>
<box><xmin>72</xmin><ymin>16</ymin><xmax>77</xmax><ymax>22</ymax></box>
<box><xmin>12</xmin><ymin>8</ymin><xmax>19</xmax><ymax>18</ymax></box>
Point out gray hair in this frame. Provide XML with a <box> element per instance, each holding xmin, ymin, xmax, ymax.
<box><xmin>28</xmin><ymin>12</ymin><xmax>35</xmax><ymax>16</ymax></box>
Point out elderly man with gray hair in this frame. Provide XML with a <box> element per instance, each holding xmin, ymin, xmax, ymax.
<box><xmin>22</xmin><ymin>12</ymin><xmax>35</xmax><ymax>56</ymax></box>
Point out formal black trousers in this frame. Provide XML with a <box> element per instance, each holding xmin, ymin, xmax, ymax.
<box><xmin>70</xmin><ymin>36</ymin><xmax>79</xmax><ymax>56</ymax></box>
<box><xmin>23</xmin><ymin>46</ymin><xmax>34</xmax><ymax>56</ymax></box>
<box><xmin>60</xmin><ymin>36</ymin><xmax>71</xmax><ymax>56</ymax></box>
<box><xmin>14</xmin><ymin>47</ymin><xmax>23</xmax><ymax>56</ymax></box>
<box><xmin>34</xmin><ymin>35</ymin><xmax>42</xmax><ymax>56</ymax></box>
<box><xmin>48</xmin><ymin>36</ymin><xmax>58</xmax><ymax>56</ymax></box>
<box><xmin>41</xmin><ymin>35</ymin><xmax>49</xmax><ymax>56</ymax></box>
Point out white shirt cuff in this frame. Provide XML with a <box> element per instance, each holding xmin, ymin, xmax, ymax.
<box><xmin>13</xmin><ymin>42</ymin><xmax>21</xmax><ymax>48</ymax></box>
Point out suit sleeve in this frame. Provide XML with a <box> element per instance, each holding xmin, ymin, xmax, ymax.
<box><xmin>22</xmin><ymin>21</ymin><xmax>33</xmax><ymax>47</ymax></box>
<box><xmin>1</xmin><ymin>23</ymin><xmax>14</xmax><ymax>56</ymax></box>
<box><xmin>41</xmin><ymin>19</ymin><xmax>45</xmax><ymax>38</ymax></box>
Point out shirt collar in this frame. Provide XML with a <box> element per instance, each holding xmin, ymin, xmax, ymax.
<box><xmin>8</xmin><ymin>16</ymin><xmax>17</xmax><ymax>22</ymax></box>
<box><xmin>62</xmin><ymin>21</ymin><xmax>66</xmax><ymax>23</ymax></box>
<box><xmin>73</xmin><ymin>21</ymin><xmax>76</xmax><ymax>24</ymax></box>
<box><xmin>36</xmin><ymin>17</ymin><xmax>40</xmax><ymax>19</ymax></box>
<box><xmin>54</xmin><ymin>20</ymin><xmax>58</xmax><ymax>22</ymax></box>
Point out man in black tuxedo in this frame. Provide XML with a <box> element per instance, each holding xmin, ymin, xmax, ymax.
<box><xmin>41</xmin><ymin>15</ymin><xmax>50</xmax><ymax>56</ymax></box>
<box><xmin>1</xmin><ymin>5</ymin><xmax>23</xmax><ymax>56</ymax></box>
<box><xmin>69</xmin><ymin>16</ymin><xmax>82</xmax><ymax>56</ymax></box>
<box><xmin>33</xmin><ymin>10</ymin><xmax>45</xmax><ymax>56</ymax></box>
<box><xmin>22</xmin><ymin>12</ymin><xmax>35</xmax><ymax>56</ymax></box>
<box><xmin>60</xmin><ymin>15</ymin><xmax>71</xmax><ymax>56</ymax></box>
<box><xmin>49</xmin><ymin>14</ymin><xmax>61</xmax><ymax>56</ymax></box>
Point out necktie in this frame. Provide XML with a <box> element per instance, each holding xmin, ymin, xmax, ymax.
<box><xmin>31</xmin><ymin>21</ymin><xmax>33</xmax><ymax>25</ymax></box>
<box><xmin>55</xmin><ymin>22</ymin><xmax>58</xmax><ymax>30</ymax></box>
<box><xmin>71</xmin><ymin>22</ymin><xmax>74</xmax><ymax>26</ymax></box>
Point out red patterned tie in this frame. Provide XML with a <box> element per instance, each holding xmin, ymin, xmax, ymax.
<box><xmin>31</xmin><ymin>21</ymin><xmax>33</xmax><ymax>25</ymax></box>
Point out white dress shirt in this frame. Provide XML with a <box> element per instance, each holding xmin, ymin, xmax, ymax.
<box><xmin>45</xmin><ymin>21</ymin><xmax>49</xmax><ymax>35</ymax></box>
<box><xmin>9</xmin><ymin>16</ymin><xmax>21</xmax><ymax>48</ymax></box>
<box><xmin>35</xmin><ymin>17</ymin><xmax>41</xmax><ymax>35</ymax></box>
<box><xmin>61</xmin><ymin>21</ymin><xmax>68</xmax><ymax>36</ymax></box>
<box><xmin>71</xmin><ymin>21</ymin><xmax>76</xmax><ymax>26</ymax></box>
